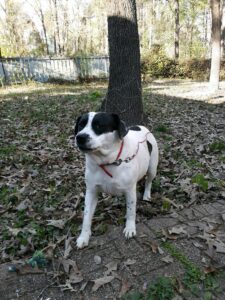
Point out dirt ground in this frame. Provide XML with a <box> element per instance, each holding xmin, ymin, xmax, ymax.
<box><xmin>0</xmin><ymin>79</ymin><xmax>224</xmax><ymax>299</ymax></box>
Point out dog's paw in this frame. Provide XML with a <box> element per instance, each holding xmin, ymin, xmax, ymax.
<box><xmin>143</xmin><ymin>191</ymin><xmax>151</xmax><ymax>202</ymax></box>
<box><xmin>76</xmin><ymin>234</ymin><xmax>90</xmax><ymax>249</ymax></box>
<box><xmin>123</xmin><ymin>225</ymin><xmax>136</xmax><ymax>239</ymax></box>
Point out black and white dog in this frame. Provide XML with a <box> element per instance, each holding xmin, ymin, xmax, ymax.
<box><xmin>74</xmin><ymin>112</ymin><xmax>158</xmax><ymax>248</ymax></box>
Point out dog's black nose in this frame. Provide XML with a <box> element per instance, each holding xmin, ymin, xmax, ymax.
<box><xmin>76</xmin><ymin>133</ymin><xmax>89</xmax><ymax>145</ymax></box>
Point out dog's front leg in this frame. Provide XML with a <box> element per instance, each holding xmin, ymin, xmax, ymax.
<box><xmin>124</xmin><ymin>185</ymin><xmax>137</xmax><ymax>238</ymax></box>
<box><xmin>76</xmin><ymin>187</ymin><xmax>97</xmax><ymax>249</ymax></box>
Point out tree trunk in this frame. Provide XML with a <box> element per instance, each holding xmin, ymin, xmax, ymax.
<box><xmin>221</xmin><ymin>0</ymin><xmax>225</xmax><ymax>57</ymax></box>
<box><xmin>209</xmin><ymin>0</ymin><xmax>221</xmax><ymax>91</ymax></box>
<box><xmin>174</xmin><ymin>0</ymin><xmax>180</xmax><ymax>60</ymax></box>
<box><xmin>102</xmin><ymin>0</ymin><xmax>143</xmax><ymax>126</ymax></box>
<box><xmin>53</xmin><ymin>0</ymin><xmax>61</xmax><ymax>55</ymax></box>
<box><xmin>39</xmin><ymin>7</ymin><xmax>49</xmax><ymax>56</ymax></box>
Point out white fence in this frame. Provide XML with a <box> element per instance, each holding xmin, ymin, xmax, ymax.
<box><xmin>0</xmin><ymin>56</ymin><xmax>110</xmax><ymax>84</ymax></box>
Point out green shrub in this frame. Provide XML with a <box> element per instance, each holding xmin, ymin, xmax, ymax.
<box><xmin>141</xmin><ymin>45</ymin><xmax>177</xmax><ymax>79</ymax></box>
<box><xmin>176</xmin><ymin>59</ymin><xmax>210</xmax><ymax>80</ymax></box>
<box><xmin>141</xmin><ymin>48</ymin><xmax>225</xmax><ymax>81</ymax></box>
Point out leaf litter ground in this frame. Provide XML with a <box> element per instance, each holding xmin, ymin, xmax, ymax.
<box><xmin>0</xmin><ymin>80</ymin><xmax>225</xmax><ymax>298</ymax></box>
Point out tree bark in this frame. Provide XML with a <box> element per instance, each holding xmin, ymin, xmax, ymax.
<box><xmin>221</xmin><ymin>0</ymin><xmax>225</xmax><ymax>57</ymax></box>
<box><xmin>174</xmin><ymin>0</ymin><xmax>180</xmax><ymax>60</ymax></box>
<box><xmin>102</xmin><ymin>0</ymin><xmax>143</xmax><ymax>126</ymax></box>
<box><xmin>53</xmin><ymin>0</ymin><xmax>61</xmax><ymax>55</ymax></box>
<box><xmin>209</xmin><ymin>0</ymin><xmax>221</xmax><ymax>91</ymax></box>
<box><xmin>39</xmin><ymin>7</ymin><xmax>49</xmax><ymax>56</ymax></box>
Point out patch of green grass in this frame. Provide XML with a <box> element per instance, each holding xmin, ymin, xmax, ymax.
<box><xmin>162</xmin><ymin>242</ymin><xmax>220</xmax><ymax>297</ymax></box>
<box><xmin>163</xmin><ymin>143</ymin><xmax>171</xmax><ymax>153</ymax></box>
<box><xmin>187</xmin><ymin>159</ymin><xmax>204</xmax><ymax>168</ymax></box>
<box><xmin>14</xmin><ymin>210</ymin><xmax>30</xmax><ymax>228</ymax></box>
<box><xmin>17</xmin><ymin>231</ymin><xmax>30</xmax><ymax>246</ymax></box>
<box><xmin>155</xmin><ymin>124</ymin><xmax>171</xmax><ymax>134</ymax></box>
<box><xmin>88</xmin><ymin>90</ymin><xmax>102</xmax><ymax>101</ymax></box>
<box><xmin>191</xmin><ymin>173</ymin><xmax>208</xmax><ymax>191</ymax></box>
<box><xmin>122</xmin><ymin>291</ymin><xmax>144</xmax><ymax>300</ymax></box>
<box><xmin>162</xmin><ymin>169</ymin><xmax>176</xmax><ymax>181</ymax></box>
<box><xmin>93</xmin><ymin>222</ymin><xmax>108</xmax><ymax>236</ymax></box>
<box><xmin>0</xmin><ymin>186</ymin><xmax>18</xmax><ymax>206</ymax></box>
<box><xmin>163</xmin><ymin>242</ymin><xmax>202</xmax><ymax>277</ymax></box>
<box><xmin>2</xmin><ymin>228</ymin><xmax>11</xmax><ymax>241</ymax></box>
<box><xmin>209</xmin><ymin>141</ymin><xmax>225</xmax><ymax>153</ymax></box>
<box><xmin>152</xmin><ymin>178</ymin><xmax>161</xmax><ymax>192</ymax></box>
<box><xmin>172</xmin><ymin>150</ymin><xmax>183</xmax><ymax>160</ymax></box>
<box><xmin>122</xmin><ymin>277</ymin><xmax>175</xmax><ymax>300</ymax></box>
<box><xmin>219</xmin><ymin>156</ymin><xmax>225</xmax><ymax>163</ymax></box>
<box><xmin>147</xmin><ymin>277</ymin><xmax>175</xmax><ymax>300</ymax></box>
<box><xmin>0</xmin><ymin>145</ymin><xmax>17</xmax><ymax>157</ymax></box>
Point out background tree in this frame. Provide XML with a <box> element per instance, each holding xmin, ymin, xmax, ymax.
<box><xmin>221</xmin><ymin>0</ymin><xmax>225</xmax><ymax>57</ymax></box>
<box><xmin>209</xmin><ymin>0</ymin><xmax>221</xmax><ymax>90</ymax></box>
<box><xmin>174</xmin><ymin>0</ymin><xmax>180</xmax><ymax>60</ymax></box>
<box><xmin>102</xmin><ymin>0</ymin><xmax>143</xmax><ymax>126</ymax></box>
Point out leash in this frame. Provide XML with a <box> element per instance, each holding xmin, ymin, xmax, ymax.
<box><xmin>99</xmin><ymin>132</ymin><xmax>151</xmax><ymax>178</ymax></box>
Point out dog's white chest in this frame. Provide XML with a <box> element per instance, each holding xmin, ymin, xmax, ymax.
<box><xmin>86</xmin><ymin>166</ymin><xmax>130</xmax><ymax>195</ymax></box>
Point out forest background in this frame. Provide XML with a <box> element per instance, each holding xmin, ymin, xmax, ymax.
<box><xmin>1</xmin><ymin>0</ymin><xmax>225</xmax><ymax>81</ymax></box>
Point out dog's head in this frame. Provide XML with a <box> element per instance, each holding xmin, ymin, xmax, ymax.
<box><xmin>74</xmin><ymin>112</ymin><xmax>128</xmax><ymax>152</ymax></box>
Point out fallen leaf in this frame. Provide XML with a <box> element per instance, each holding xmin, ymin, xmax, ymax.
<box><xmin>104</xmin><ymin>261</ymin><xmax>118</xmax><ymax>275</ymax></box>
<box><xmin>59</xmin><ymin>280</ymin><xmax>76</xmax><ymax>292</ymax></box>
<box><xmin>213</xmin><ymin>240</ymin><xmax>225</xmax><ymax>253</ymax></box>
<box><xmin>161</xmin><ymin>255</ymin><xmax>174</xmax><ymax>264</ymax></box>
<box><xmin>124</xmin><ymin>259</ymin><xmax>136</xmax><ymax>266</ymax></box>
<box><xmin>158</xmin><ymin>246</ymin><xmax>164</xmax><ymax>255</ymax></box>
<box><xmin>59</xmin><ymin>258</ymin><xmax>80</xmax><ymax>274</ymax></box>
<box><xmin>168</xmin><ymin>226</ymin><xmax>187</xmax><ymax>235</ymax></box>
<box><xmin>47</xmin><ymin>219</ymin><xmax>66</xmax><ymax>229</ymax></box>
<box><xmin>80</xmin><ymin>282</ymin><xmax>88</xmax><ymax>292</ymax></box>
<box><xmin>162</xmin><ymin>228</ymin><xmax>177</xmax><ymax>240</ymax></box>
<box><xmin>16</xmin><ymin>199</ymin><xmax>31</xmax><ymax>211</ymax></box>
<box><xmin>204</xmin><ymin>266</ymin><xmax>217</xmax><ymax>274</ymax></box>
<box><xmin>64</xmin><ymin>237</ymin><xmax>74</xmax><ymax>258</ymax></box>
<box><xmin>92</xmin><ymin>275</ymin><xmax>115</xmax><ymax>292</ymax></box>
<box><xmin>175</xmin><ymin>278</ymin><xmax>184</xmax><ymax>294</ymax></box>
<box><xmin>119</xmin><ymin>279</ymin><xmax>131</xmax><ymax>298</ymax></box>
<box><xmin>15</xmin><ymin>264</ymin><xmax>44</xmax><ymax>275</ymax></box>
<box><xmin>150</xmin><ymin>241</ymin><xmax>158</xmax><ymax>253</ymax></box>
<box><xmin>193</xmin><ymin>241</ymin><xmax>204</xmax><ymax>249</ymax></box>
<box><xmin>69</xmin><ymin>271</ymin><xmax>83</xmax><ymax>284</ymax></box>
<box><xmin>8</xmin><ymin>227</ymin><xmax>23</xmax><ymax>236</ymax></box>
<box><xmin>162</xmin><ymin>197</ymin><xmax>184</xmax><ymax>210</ymax></box>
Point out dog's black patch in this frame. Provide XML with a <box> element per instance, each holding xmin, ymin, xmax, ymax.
<box><xmin>129</xmin><ymin>126</ymin><xmax>141</xmax><ymax>131</ymax></box>
<box><xmin>147</xmin><ymin>141</ymin><xmax>152</xmax><ymax>155</ymax></box>
<box><xmin>75</xmin><ymin>114</ymin><xmax>89</xmax><ymax>135</ymax></box>
<box><xmin>92</xmin><ymin>113</ymin><xmax>118</xmax><ymax>135</ymax></box>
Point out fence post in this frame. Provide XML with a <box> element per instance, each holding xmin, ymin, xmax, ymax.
<box><xmin>0</xmin><ymin>59</ymin><xmax>7</xmax><ymax>85</ymax></box>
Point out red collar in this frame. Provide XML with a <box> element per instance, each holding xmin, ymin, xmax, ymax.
<box><xmin>99</xmin><ymin>140</ymin><xmax>124</xmax><ymax>178</ymax></box>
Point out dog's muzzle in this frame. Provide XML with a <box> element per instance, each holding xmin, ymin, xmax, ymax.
<box><xmin>76</xmin><ymin>133</ymin><xmax>92</xmax><ymax>151</ymax></box>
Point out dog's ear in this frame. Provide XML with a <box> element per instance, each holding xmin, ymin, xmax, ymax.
<box><xmin>111</xmin><ymin>114</ymin><xmax>128</xmax><ymax>139</ymax></box>
<box><xmin>74</xmin><ymin>116</ymin><xmax>81</xmax><ymax>136</ymax></box>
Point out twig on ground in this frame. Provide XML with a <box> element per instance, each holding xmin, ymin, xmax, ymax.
<box><xmin>35</xmin><ymin>280</ymin><xmax>57</xmax><ymax>300</ymax></box>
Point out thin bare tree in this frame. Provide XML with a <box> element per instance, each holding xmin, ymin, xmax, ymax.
<box><xmin>174</xmin><ymin>0</ymin><xmax>180</xmax><ymax>60</ymax></box>
<box><xmin>221</xmin><ymin>0</ymin><xmax>225</xmax><ymax>57</ymax></box>
<box><xmin>209</xmin><ymin>0</ymin><xmax>221</xmax><ymax>90</ymax></box>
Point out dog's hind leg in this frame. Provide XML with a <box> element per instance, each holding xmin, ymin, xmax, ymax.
<box><xmin>143</xmin><ymin>140</ymin><xmax>159</xmax><ymax>201</ymax></box>
<box><xmin>76</xmin><ymin>187</ymin><xmax>98</xmax><ymax>249</ymax></box>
